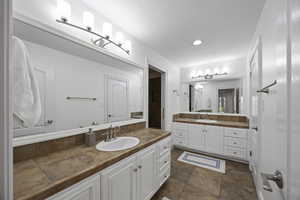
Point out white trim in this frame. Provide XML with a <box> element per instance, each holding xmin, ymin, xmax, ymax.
<box><xmin>13</xmin><ymin>12</ymin><xmax>146</xmax><ymax>70</ymax></box>
<box><xmin>0</xmin><ymin>0</ymin><xmax>13</xmax><ymax>198</ymax></box>
<box><xmin>13</xmin><ymin>119</ymin><xmax>146</xmax><ymax>147</ymax></box>
<box><xmin>146</xmin><ymin>58</ymin><xmax>168</xmax><ymax>130</ymax></box>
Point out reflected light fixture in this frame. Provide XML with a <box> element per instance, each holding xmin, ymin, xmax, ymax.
<box><xmin>57</xmin><ymin>0</ymin><xmax>71</xmax><ymax>22</ymax></box>
<box><xmin>192</xmin><ymin>68</ymin><xmax>228</xmax><ymax>80</ymax></box>
<box><xmin>83</xmin><ymin>11</ymin><xmax>95</xmax><ymax>31</ymax></box>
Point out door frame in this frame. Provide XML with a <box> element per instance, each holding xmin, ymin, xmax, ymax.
<box><xmin>0</xmin><ymin>0</ymin><xmax>13</xmax><ymax>198</ymax></box>
<box><xmin>146</xmin><ymin>60</ymin><xmax>167</xmax><ymax>130</ymax></box>
<box><xmin>248</xmin><ymin>36</ymin><xmax>263</xmax><ymax>199</ymax></box>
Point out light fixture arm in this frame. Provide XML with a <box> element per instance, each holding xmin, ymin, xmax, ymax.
<box><xmin>56</xmin><ymin>19</ymin><xmax>130</xmax><ymax>54</ymax></box>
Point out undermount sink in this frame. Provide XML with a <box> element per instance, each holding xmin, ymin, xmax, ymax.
<box><xmin>96</xmin><ymin>137</ymin><xmax>140</xmax><ymax>152</ymax></box>
<box><xmin>195</xmin><ymin>119</ymin><xmax>218</xmax><ymax>123</ymax></box>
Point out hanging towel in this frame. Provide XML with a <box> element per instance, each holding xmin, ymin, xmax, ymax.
<box><xmin>13</xmin><ymin>36</ymin><xmax>41</xmax><ymax>128</ymax></box>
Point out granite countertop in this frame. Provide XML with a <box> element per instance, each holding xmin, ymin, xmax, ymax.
<box><xmin>174</xmin><ymin>118</ymin><xmax>249</xmax><ymax>129</ymax></box>
<box><xmin>14</xmin><ymin>128</ymin><xmax>170</xmax><ymax>200</ymax></box>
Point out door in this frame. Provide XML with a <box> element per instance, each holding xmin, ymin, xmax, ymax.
<box><xmin>137</xmin><ymin>146</ymin><xmax>156</xmax><ymax>200</ymax></box>
<box><xmin>205</xmin><ymin>126</ymin><xmax>223</xmax><ymax>154</ymax></box>
<box><xmin>107</xmin><ymin>76</ymin><xmax>129</xmax><ymax>122</ymax></box>
<box><xmin>188</xmin><ymin>124</ymin><xmax>206</xmax><ymax>151</ymax></box>
<box><xmin>101</xmin><ymin>156</ymin><xmax>137</xmax><ymax>200</ymax></box>
<box><xmin>249</xmin><ymin>38</ymin><xmax>262</xmax><ymax>180</ymax></box>
<box><xmin>48</xmin><ymin>175</ymin><xmax>100</xmax><ymax>200</ymax></box>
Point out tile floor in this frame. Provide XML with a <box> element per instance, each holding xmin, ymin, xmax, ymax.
<box><xmin>151</xmin><ymin>148</ymin><xmax>257</xmax><ymax>200</ymax></box>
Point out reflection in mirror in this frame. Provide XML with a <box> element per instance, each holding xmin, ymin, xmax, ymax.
<box><xmin>13</xmin><ymin>38</ymin><xmax>144</xmax><ymax>137</ymax></box>
<box><xmin>189</xmin><ymin>79</ymin><xmax>243</xmax><ymax>114</ymax></box>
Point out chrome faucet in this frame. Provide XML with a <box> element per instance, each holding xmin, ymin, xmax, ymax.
<box><xmin>104</xmin><ymin>125</ymin><xmax>121</xmax><ymax>142</ymax></box>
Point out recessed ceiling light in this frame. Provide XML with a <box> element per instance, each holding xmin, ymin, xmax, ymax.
<box><xmin>193</xmin><ymin>40</ymin><xmax>202</xmax><ymax>46</ymax></box>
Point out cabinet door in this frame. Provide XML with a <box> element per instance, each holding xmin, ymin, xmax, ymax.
<box><xmin>47</xmin><ymin>175</ymin><xmax>100</xmax><ymax>200</ymax></box>
<box><xmin>137</xmin><ymin>146</ymin><xmax>156</xmax><ymax>200</ymax></box>
<box><xmin>101</xmin><ymin>156</ymin><xmax>137</xmax><ymax>200</ymax></box>
<box><xmin>205</xmin><ymin>126</ymin><xmax>223</xmax><ymax>154</ymax></box>
<box><xmin>188</xmin><ymin>124</ymin><xmax>206</xmax><ymax>151</ymax></box>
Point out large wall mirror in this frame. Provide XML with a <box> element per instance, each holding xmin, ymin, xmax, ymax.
<box><xmin>188</xmin><ymin>78</ymin><xmax>244</xmax><ymax>114</ymax></box>
<box><xmin>13</xmin><ymin>38</ymin><xmax>144</xmax><ymax>137</ymax></box>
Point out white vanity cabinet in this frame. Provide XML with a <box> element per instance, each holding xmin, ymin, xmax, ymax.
<box><xmin>101</xmin><ymin>137</ymin><xmax>171</xmax><ymax>200</ymax></box>
<box><xmin>47</xmin><ymin>175</ymin><xmax>100</xmax><ymax>200</ymax></box>
<box><xmin>172</xmin><ymin>122</ymin><xmax>249</xmax><ymax>161</ymax></box>
<box><xmin>48</xmin><ymin>136</ymin><xmax>171</xmax><ymax>200</ymax></box>
<box><xmin>101</xmin><ymin>155</ymin><xmax>138</xmax><ymax>200</ymax></box>
<box><xmin>205</xmin><ymin>125</ymin><xmax>223</xmax><ymax>155</ymax></box>
<box><xmin>188</xmin><ymin>124</ymin><xmax>206</xmax><ymax>151</ymax></box>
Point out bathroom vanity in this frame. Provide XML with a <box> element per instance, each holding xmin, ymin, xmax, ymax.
<box><xmin>13</xmin><ymin>124</ymin><xmax>171</xmax><ymax>200</ymax></box>
<box><xmin>171</xmin><ymin>113</ymin><xmax>250</xmax><ymax>162</ymax></box>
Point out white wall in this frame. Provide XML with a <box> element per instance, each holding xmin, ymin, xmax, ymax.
<box><xmin>247</xmin><ymin>0</ymin><xmax>290</xmax><ymax>199</ymax></box>
<box><xmin>288</xmin><ymin>0</ymin><xmax>300</xmax><ymax>199</ymax></box>
<box><xmin>13</xmin><ymin>0</ymin><xmax>181</xmax><ymax>131</ymax></box>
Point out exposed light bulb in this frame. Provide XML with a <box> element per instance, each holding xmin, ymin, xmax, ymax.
<box><xmin>83</xmin><ymin>11</ymin><xmax>94</xmax><ymax>31</ymax></box>
<box><xmin>57</xmin><ymin>0</ymin><xmax>71</xmax><ymax>22</ymax></box>
<box><xmin>115</xmin><ymin>32</ymin><xmax>124</xmax><ymax>46</ymax></box>
<box><xmin>214</xmin><ymin>68</ymin><xmax>220</xmax><ymax>74</ymax></box>
<box><xmin>205</xmin><ymin>68</ymin><xmax>211</xmax><ymax>75</ymax></box>
<box><xmin>102</xmin><ymin>22</ymin><xmax>112</xmax><ymax>39</ymax></box>
<box><xmin>123</xmin><ymin>40</ymin><xmax>132</xmax><ymax>53</ymax></box>
<box><xmin>193</xmin><ymin>40</ymin><xmax>202</xmax><ymax>46</ymax></box>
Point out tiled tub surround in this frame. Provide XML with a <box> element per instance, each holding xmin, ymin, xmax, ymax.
<box><xmin>173</xmin><ymin>113</ymin><xmax>249</xmax><ymax>129</ymax></box>
<box><xmin>14</xmin><ymin>123</ymin><xmax>171</xmax><ymax>200</ymax></box>
<box><xmin>172</xmin><ymin>113</ymin><xmax>250</xmax><ymax>161</ymax></box>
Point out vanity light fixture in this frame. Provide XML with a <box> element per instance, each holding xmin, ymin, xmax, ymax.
<box><xmin>83</xmin><ymin>11</ymin><xmax>95</xmax><ymax>31</ymax></box>
<box><xmin>193</xmin><ymin>40</ymin><xmax>202</xmax><ymax>46</ymax></box>
<box><xmin>56</xmin><ymin>0</ymin><xmax>71</xmax><ymax>22</ymax></box>
<box><xmin>115</xmin><ymin>32</ymin><xmax>124</xmax><ymax>46</ymax></box>
<box><xmin>55</xmin><ymin>0</ymin><xmax>131</xmax><ymax>54</ymax></box>
<box><xmin>102</xmin><ymin>22</ymin><xmax>112</xmax><ymax>39</ymax></box>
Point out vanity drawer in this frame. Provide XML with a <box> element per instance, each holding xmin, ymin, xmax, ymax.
<box><xmin>159</xmin><ymin>166</ymin><xmax>170</xmax><ymax>186</ymax></box>
<box><xmin>159</xmin><ymin>153</ymin><xmax>171</xmax><ymax>172</ymax></box>
<box><xmin>172</xmin><ymin>123</ymin><xmax>188</xmax><ymax>131</ymax></box>
<box><xmin>224</xmin><ymin>146</ymin><xmax>246</xmax><ymax>159</ymax></box>
<box><xmin>172</xmin><ymin>129</ymin><xmax>186</xmax><ymax>138</ymax></box>
<box><xmin>224</xmin><ymin>137</ymin><xmax>246</xmax><ymax>149</ymax></box>
<box><xmin>224</xmin><ymin>128</ymin><xmax>247</xmax><ymax>138</ymax></box>
<box><xmin>173</xmin><ymin>136</ymin><xmax>187</xmax><ymax>146</ymax></box>
<box><xmin>159</xmin><ymin>137</ymin><xmax>171</xmax><ymax>156</ymax></box>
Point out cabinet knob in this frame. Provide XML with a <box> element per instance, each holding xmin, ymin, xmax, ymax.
<box><xmin>138</xmin><ymin>165</ymin><xmax>142</xmax><ymax>169</ymax></box>
<box><xmin>133</xmin><ymin>168</ymin><xmax>138</xmax><ymax>172</ymax></box>
<box><xmin>164</xmin><ymin>160</ymin><xmax>168</xmax><ymax>164</ymax></box>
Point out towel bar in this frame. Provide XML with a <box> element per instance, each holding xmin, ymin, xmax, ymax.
<box><xmin>66</xmin><ymin>96</ymin><xmax>97</xmax><ymax>101</ymax></box>
<box><xmin>257</xmin><ymin>80</ymin><xmax>277</xmax><ymax>94</ymax></box>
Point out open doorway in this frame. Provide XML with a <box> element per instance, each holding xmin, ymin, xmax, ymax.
<box><xmin>148</xmin><ymin>66</ymin><xmax>165</xmax><ymax>129</ymax></box>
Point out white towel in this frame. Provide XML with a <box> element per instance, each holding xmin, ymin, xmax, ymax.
<box><xmin>13</xmin><ymin>36</ymin><xmax>41</xmax><ymax>128</ymax></box>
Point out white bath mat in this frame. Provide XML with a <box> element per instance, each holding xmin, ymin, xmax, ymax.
<box><xmin>178</xmin><ymin>151</ymin><xmax>226</xmax><ymax>174</ymax></box>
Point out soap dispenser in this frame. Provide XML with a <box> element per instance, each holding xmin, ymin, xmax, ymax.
<box><xmin>85</xmin><ymin>128</ymin><xmax>96</xmax><ymax>146</ymax></box>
